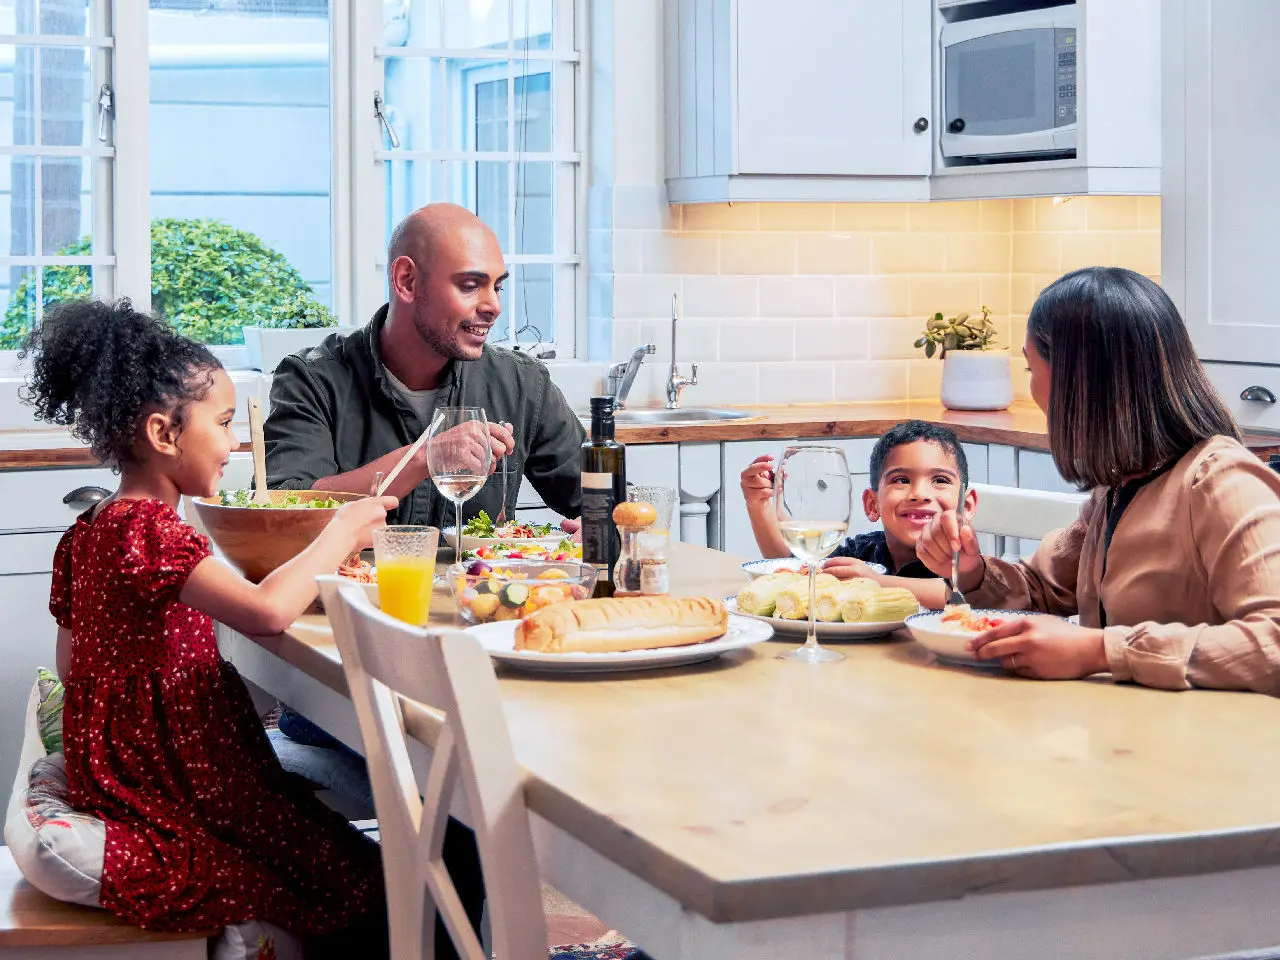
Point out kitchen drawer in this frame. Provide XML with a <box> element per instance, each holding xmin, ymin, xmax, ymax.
<box><xmin>0</xmin><ymin>531</ymin><xmax>62</xmax><ymax>575</ymax></box>
<box><xmin>0</xmin><ymin>467</ymin><xmax>117</xmax><ymax>533</ymax></box>
<box><xmin>1204</xmin><ymin>362</ymin><xmax>1280</xmax><ymax>435</ymax></box>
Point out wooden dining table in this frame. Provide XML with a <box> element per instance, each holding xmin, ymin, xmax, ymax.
<box><xmin>217</xmin><ymin>541</ymin><xmax>1280</xmax><ymax>960</ymax></box>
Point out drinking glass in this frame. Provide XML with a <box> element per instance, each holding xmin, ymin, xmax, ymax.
<box><xmin>774</xmin><ymin>445</ymin><xmax>853</xmax><ymax>664</ymax></box>
<box><xmin>425</xmin><ymin>407</ymin><xmax>494</xmax><ymax>550</ymax></box>
<box><xmin>627</xmin><ymin>485</ymin><xmax>677</xmax><ymax>534</ymax></box>
<box><xmin>373</xmin><ymin>526</ymin><xmax>440</xmax><ymax>626</ymax></box>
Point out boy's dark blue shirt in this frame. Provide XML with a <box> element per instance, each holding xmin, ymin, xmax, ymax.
<box><xmin>829</xmin><ymin>531</ymin><xmax>935</xmax><ymax>579</ymax></box>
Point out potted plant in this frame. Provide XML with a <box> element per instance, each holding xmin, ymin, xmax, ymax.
<box><xmin>914</xmin><ymin>306</ymin><xmax>1013</xmax><ymax>411</ymax></box>
<box><xmin>241</xmin><ymin>291</ymin><xmax>339</xmax><ymax>373</ymax></box>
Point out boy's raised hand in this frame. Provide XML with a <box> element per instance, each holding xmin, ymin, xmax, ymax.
<box><xmin>915</xmin><ymin>508</ymin><xmax>984</xmax><ymax>589</ymax></box>
<box><xmin>820</xmin><ymin>557</ymin><xmax>884</xmax><ymax>582</ymax></box>
<box><xmin>740</xmin><ymin>455</ymin><xmax>776</xmax><ymax>506</ymax></box>
<box><xmin>333</xmin><ymin>495</ymin><xmax>399</xmax><ymax>550</ymax></box>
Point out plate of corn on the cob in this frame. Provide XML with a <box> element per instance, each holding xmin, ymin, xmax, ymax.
<box><xmin>727</xmin><ymin>571</ymin><xmax>922</xmax><ymax>638</ymax></box>
<box><xmin>740</xmin><ymin>557</ymin><xmax>886</xmax><ymax>579</ymax></box>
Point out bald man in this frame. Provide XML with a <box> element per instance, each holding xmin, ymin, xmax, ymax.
<box><xmin>264</xmin><ymin>203</ymin><xmax>586</xmax><ymax>526</ymax></box>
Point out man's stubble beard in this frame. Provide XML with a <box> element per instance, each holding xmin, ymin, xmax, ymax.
<box><xmin>411</xmin><ymin>290</ymin><xmax>476</xmax><ymax>362</ymax></box>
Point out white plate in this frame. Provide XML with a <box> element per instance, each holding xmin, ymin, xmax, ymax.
<box><xmin>724</xmin><ymin>596</ymin><xmax>915</xmax><ymax>639</ymax></box>
<box><xmin>741</xmin><ymin>558</ymin><xmax>886</xmax><ymax>579</ymax></box>
<box><xmin>905</xmin><ymin>609</ymin><xmax>1061</xmax><ymax>664</ymax></box>
<box><xmin>443</xmin><ymin>524</ymin><xmax>567</xmax><ymax>553</ymax></box>
<box><xmin>466</xmin><ymin>613</ymin><xmax>774</xmax><ymax>673</ymax></box>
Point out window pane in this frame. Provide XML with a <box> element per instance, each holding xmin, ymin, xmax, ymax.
<box><xmin>513</xmin><ymin>0</ymin><xmax>552</xmax><ymax>50</ymax></box>
<box><xmin>381</xmin><ymin>56</ymin><xmax>440</xmax><ymax>152</ymax></box>
<box><xmin>443</xmin><ymin>0</ymin><xmax>510</xmax><ymax>50</ymax></box>
<box><xmin>40</xmin><ymin>154</ymin><xmax>90</xmax><ymax>254</ymax></box>
<box><xmin>0</xmin><ymin>264</ymin><xmax>35</xmax><ymax>348</ymax></box>
<box><xmin>511</xmin><ymin>263</ymin><xmax>551</xmax><ymax>343</ymax></box>
<box><xmin>149</xmin><ymin>3</ymin><xmax>332</xmax><ymax>343</ymax></box>
<box><xmin>514</xmin><ymin>161</ymin><xmax>551</xmax><ymax>255</ymax></box>
<box><xmin>513</xmin><ymin>69</ymin><xmax>551</xmax><ymax>152</ymax></box>
<box><xmin>0</xmin><ymin>0</ymin><xmax>91</xmax><ymax>38</ymax></box>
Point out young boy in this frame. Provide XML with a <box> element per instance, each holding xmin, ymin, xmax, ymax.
<box><xmin>740</xmin><ymin>420</ymin><xmax>977</xmax><ymax>605</ymax></box>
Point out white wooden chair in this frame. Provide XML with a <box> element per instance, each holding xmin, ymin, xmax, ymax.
<box><xmin>968</xmin><ymin>482</ymin><xmax>1089</xmax><ymax>559</ymax></box>
<box><xmin>316</xmin><ymin>576</ymin><xmax>546</xmax><ymax>960</ymax></box>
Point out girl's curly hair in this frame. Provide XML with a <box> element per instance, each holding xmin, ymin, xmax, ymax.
<box><xmin>19</xmin><ymin>298</ymin><xmax>222</xmax><ymax>468</ymax></box>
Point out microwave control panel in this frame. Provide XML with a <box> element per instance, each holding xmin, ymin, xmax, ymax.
<box><xmin>1055</xmin><ymin>28</ymin><xmax>1077</xmax><ymax>127</ymax></box>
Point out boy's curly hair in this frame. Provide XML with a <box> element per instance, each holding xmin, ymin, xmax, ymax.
<box><xmin>19</xmin><ymin>298</ymin><xmax>222</xmax><ymax>468</ymax></box>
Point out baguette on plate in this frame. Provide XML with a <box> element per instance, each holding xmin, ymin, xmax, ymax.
<box><xmin>515</xmin><ymin>596</ymin><xmax>728</xmax><ymax>654</ymax></box>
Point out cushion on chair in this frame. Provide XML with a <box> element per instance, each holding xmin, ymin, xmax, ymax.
<box><xmin>35</xmin><ymin>667</ymin><xmax>64</xmax><ymax>755</ymax></box>
<box><xmin>3</xmin><ymin>751</ymin><xmax>105</xmax><ymax>908</ymax></box>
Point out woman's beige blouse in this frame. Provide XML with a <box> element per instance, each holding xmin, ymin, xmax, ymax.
<box><xmin>969</xmin><ymin>436</ymin><xmax>1280</xmax><ymax>693</ymax></box>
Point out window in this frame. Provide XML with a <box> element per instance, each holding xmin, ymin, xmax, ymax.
<box><xmin>149</xmin><ymin>0</ymin><xmax>332</xmax><ymax>348</ymax></box>
<box><xmin>365</xmin><ymin>0</ymin><xmax>583</xmax><ymax>355</ymax></box>
<box><xmin>0</xmin><ymin>0</ymin><xmax>115</xmax><ymax>351</ymax></box>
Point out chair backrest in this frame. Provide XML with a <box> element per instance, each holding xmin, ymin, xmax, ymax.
<box><xmin>968</xmin><ymin>482</ymin><xmax>1088</xmax><ymax>541</ymax></box>
<box><xmin>317</xmin><ymin>576</ymin><xmax>546</xmax><ymax>960</ymax></box>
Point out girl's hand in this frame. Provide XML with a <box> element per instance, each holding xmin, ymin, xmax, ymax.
<box><xmin>334</xmin><ymin>495</ymin><xmax>398</xmax><ymax>550</ymax></box>
<box><xmin>968</xmin><ymin>616</ymin><xmax>1108</xmax><ymax>679</ymax></box>
<box><xmin>915</xmin><ymin>508</ymin><xmax>984</xmax><ymax>589</ymax></box>
<box><xmin>820</xmin><ymin>557</ymin><xmax>884</xmax><ymax>583</ymax></box>
<box><xmin>740</xmin><ymin>455</ymin><xmax>775</xmax><ymax>507</ymax></box>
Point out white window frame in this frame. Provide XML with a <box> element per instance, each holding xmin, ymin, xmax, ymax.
<box><xmin>0</xmin><ymin>0</ymin><xmax>149</xmax><ymax>371</ymax></box>
<box><xmin>346</xmin><ymin>0</ymin><xmax>587</xmax><ymax>357</ymax></box>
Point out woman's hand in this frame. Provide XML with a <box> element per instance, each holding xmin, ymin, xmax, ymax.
<box><xmin>740</xmin><ymin>455</ymin><xmax>775</xmax><ymax>508</ymax></box>
<box><xmin>915</xmin><ymin>509</ymin><xmax>985</xmax><ymax>590</ymax></box>
<box><xmin>820</xmin><ymin>557</ymin><xmax>884</xmax><ymax>583</ymax></box>
<box><xmin>969</xmin><ymin>616</ymin><xmax>1108</xmax><ymax>679</ymax></box>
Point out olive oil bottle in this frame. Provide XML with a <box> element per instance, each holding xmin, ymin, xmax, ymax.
<box><xmin>580</xmin><ymin>397</ymin><xmax>627</xmax><ymax>598</ymax></box>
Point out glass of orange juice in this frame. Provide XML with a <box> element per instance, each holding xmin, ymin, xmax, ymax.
<box><xmin>373</xmin><ymin>526</ymin><xmax>440</xmax><ymax>626</ymax></box>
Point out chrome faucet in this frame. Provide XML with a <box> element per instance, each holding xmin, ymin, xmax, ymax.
<box><xmin>665</xmin><ymin>294</ymin><xmax>697</xmax><ymax>409</ymax></box>
<box><xmin>606</xmin><ymin>342</ymin><xmax>656</xmax><ymax>409</ymax></box>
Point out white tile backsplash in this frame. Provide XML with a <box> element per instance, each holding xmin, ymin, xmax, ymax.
<box><xmin>601</xmin><ymin>195</ymin><xmax>1161</xmax><ymax>407</ymax></box>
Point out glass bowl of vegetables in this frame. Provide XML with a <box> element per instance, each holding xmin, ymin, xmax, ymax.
<box><xmin>448</xmin><ymin>558</ymin><xmax>597</xmax><ymax>626</ymax></box>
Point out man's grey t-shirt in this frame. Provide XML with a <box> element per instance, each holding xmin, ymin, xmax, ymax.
<box><xmin>383</xmin><ymin>367</ymin><xmax>440</xmax><ymax>426</ymax></box>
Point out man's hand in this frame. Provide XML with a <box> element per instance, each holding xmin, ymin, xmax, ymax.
<box><xmin>915</xmin><ymin>508</ymin><xmax>984</xmax><ymax>590</ymax></box>
<box><xmin>969</xmin><ymin>616</ymin><xmax>1108</xmax><ymax>679</ymax></box>
<box><xmin>740</xmin><ymin>455</ymin><xmax>775</xmax><ymax>507</ymax></box>
<box><xmin>416</xmin><ymin>420</ymin><xmax>515</xmax><ymax>476</ymax></box>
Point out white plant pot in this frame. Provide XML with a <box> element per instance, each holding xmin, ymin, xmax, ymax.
<box><xmin>241</xmin><ymin>326</ymin><xmax>334</xmax><ymax>373</ymax></box>
<box><xmin>939</xmin><ymin>348</ymin><xmax>1013</xmax><ymax>411</ymax></box>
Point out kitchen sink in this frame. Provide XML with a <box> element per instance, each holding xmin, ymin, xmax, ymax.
<box><xmin>610</xmin><ymin>407</ymin><xmax>756</xmax><ymax>424</ymax></box>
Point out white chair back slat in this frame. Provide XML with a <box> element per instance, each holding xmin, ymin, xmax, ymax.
<box><xmin>969</xmin><ymin>482</ymin><xmax>1088</xmax><ymax>541</ymax></box>
<box><xmin>317</xmin><ymin>576</ymin><xmax>547</xmax><ymax>960</ymax></box>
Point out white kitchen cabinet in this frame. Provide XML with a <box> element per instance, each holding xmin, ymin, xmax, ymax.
<box><xmin>516</xmin><ymin>444</ymin><xmax>682</xmax><ymax>533</ymax></box>
<box><xmin>1164</xmin><ymin>0</ymin><xmax>1280</xmax><ymax>424</ymax></box>
<box><xmin>0</xmin><ymin>564</ymin><xmax>56</xmax><ymax>793</ymax></box>
<box><xmin>664</xmin><ymin>0</ymin><xmax>933</xmax><ymax>203</ymax></box>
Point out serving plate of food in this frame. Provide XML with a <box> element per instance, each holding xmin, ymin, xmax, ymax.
<box><xmin>727</xmin><ymin>571</ymin><xmax>921</xmax><ymax>639</ymax></box>
<box><xmin>444</xmin><ymin>510</ymin><xmax>571</xmax><ymax>553</ymax></box>
<box><xmin>741</xmin><ymin>558</ymin><xmax>886</xmax><ymax>579</ymax></box>
<box><xmin>465</xmin><ymin>596</ymin><xmax>773</xmax><ymax>673</ymax></box>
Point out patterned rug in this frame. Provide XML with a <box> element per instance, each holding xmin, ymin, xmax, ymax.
<box><xmin>549</xmin><ymin>935</ymin><xmax>654</xmax><ymax>960</ymax></box>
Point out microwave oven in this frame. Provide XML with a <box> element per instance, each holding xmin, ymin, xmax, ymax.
<box><xmin>940</xmin><ymin>5</ymin><xmax>1077</xmax><ymax>161</ymax></box>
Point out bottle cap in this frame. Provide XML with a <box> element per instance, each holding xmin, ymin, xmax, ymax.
<box><xmin>590</xmin><ymin>396</ymin><xmax>615</xmax><ymax>416</ymax></box>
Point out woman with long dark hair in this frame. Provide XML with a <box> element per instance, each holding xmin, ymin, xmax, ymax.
<box><xmin>917</xmin><ymin>266</ymin><xmax>1280</xmax><ymax>693</ymax></box>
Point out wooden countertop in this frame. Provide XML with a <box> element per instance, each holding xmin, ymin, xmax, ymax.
<box><xmin>253</xmin><ymin>541</ymin><xmax>1280</xmax><ymax>924</ymax></box>
<box><xmin>7</xmin><ymin>402</ymin><xmax>1279</xmax><ymax>468</ymax></box>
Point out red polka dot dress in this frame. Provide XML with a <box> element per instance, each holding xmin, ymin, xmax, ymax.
<box><xmin>49</xmin><ymin>498</ymin><xmax>383</xmax><ymax>934</ymax></box>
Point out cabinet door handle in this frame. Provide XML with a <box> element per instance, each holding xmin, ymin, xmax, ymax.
<box><xmin>62</xmin><ymin>486</ymin><xmax>111</xmax><ymax>507</ymax></box>
<box><xmin>913</xmin><ymin>116</ymin><xmax>929</xmax><ymax>133</ymax></box>
<box><xmin>1241</xmin><ymin>385</ymin><xmax>1277</xmax><ymax>404</ymax></box>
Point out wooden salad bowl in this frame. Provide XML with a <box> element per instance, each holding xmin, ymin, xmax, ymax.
<box><xmin>191</xmin><ymin>490</ymin><xmax>366</xmax><ymax>583</ymax></box>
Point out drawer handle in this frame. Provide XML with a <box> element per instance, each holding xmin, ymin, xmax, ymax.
<box><xmin>63</xmin><ymin>486</ymin><xmax>111</xmax><ymax>507</ymax></box>
<box><xmin>1241</xmin><ymin>385</ymin><xmax>1277</xmax><ymax>404</ymax></box>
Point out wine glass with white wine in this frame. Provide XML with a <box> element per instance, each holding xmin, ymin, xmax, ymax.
<box><xmin>425</xmin><ymin>407</ymin><xmax>494</xmax><ymax>553</ymax></box>
<box><xmin>774</xmin><ymin>445</ymin><xmax>853</xmax><ymax>664</ymax></box>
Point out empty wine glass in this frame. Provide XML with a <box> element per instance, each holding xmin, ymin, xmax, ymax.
<box><xmin>774</xmin><ymin>445</ymin><xmax>853</xmax><ymax>664</ymax></box>
<box><xmin>425</xmin><ymin>407</ymin><xmax>493</xmax><ymax>553</ymax></box>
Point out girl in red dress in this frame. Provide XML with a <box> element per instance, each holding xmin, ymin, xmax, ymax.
<box><xmin>22</xmin><ymin>299</ymin><xmax>397</xmax><ymax>954</ymax></box>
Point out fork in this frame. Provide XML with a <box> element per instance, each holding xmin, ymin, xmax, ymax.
<box><xmin>944</xmin><ymin>489</ymin><xmax>970</xmax><ymax>612</ymax></box>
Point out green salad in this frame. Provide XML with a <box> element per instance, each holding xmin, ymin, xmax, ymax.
<box><xmin>216</xmin><ymin>489</ymin><xmax>343</xmax><ymax>509</ymax></box>
<box><xmin>460</xmin><ymin>510</ymin><xmax>553</xmax><ymax>539</ymax></box>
